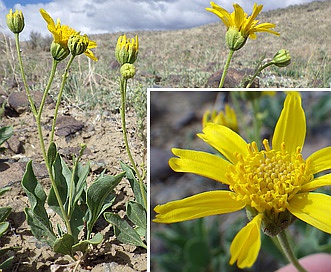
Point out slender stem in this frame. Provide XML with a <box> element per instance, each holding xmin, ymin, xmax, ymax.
<box><xmin>15</xmin><ymin>33</ymin><xmax>71</xmax><ymax>234</ymax></box>
<box><xmin>219</xmin><ymin>49</ymin><xmax>234</xmax><ymax>88</ymax></box>
<box><xmin>35</xmin><ymin>59</ymin><xmax>58</xmax><ymax>162</ymax></box>
<box><xmin>14</xmin><ymin>33</ymin><xmax>37</xmax><ymax>117</ymax></box>
<box><xmin>277</xmin><ymin>230</ymin><xmax>308</xmax><ymax>272</ymax></box>
<box><xmin>37</xmin><ymin>59</ymin><xmax>58</xmax><ymax>117</ymax></box>
<box><xmin>120</xmin><ymin>77</ymin><xmax>147</xmax><ymax>209</ymax></box>
<box><xmin>246</xmin><ymin>62</ymin><xmax>272</xmax><ymax>88</ymax></box>
<box><xmin>50</xmin><ymin>54</ymin><xmax>76</xmax><ymax>143</ymax></box>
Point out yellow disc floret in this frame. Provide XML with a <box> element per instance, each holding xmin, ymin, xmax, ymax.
<box><xmin>227</xmin><ymin>139</ymin><xmax>313</xmax><ymax>213</ymax></box>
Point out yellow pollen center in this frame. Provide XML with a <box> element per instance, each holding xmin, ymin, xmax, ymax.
<box><xmin>227</xmin><ymin>139</ymin><xmax>312</xmax><ymax>213</ymax></box>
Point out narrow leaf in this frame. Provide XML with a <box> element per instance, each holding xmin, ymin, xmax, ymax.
<box><xmin>48</xmin><ymin>154</ymin><xmax>70</xmax><ymax>218</ymax></box>
<box><xmin>47</xmin><ymin>142</ymin><xmax>57</xmax><ymax>167</ymax></box>
<box><xmin>104</xmin><ymin>212</ymin><xmax>146</xmax><ymax>249</ymax></box>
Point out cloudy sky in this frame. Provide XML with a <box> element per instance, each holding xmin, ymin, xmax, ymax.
<box><xmin>1</xmin><ymin>0</ymin><xmax>318</xmax><ymax>40</ymax></box>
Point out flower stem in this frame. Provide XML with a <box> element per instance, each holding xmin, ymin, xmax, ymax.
<box><xmin>246</xmin><ymin>62</ymin><xmax>272</xmax><ymax>88</ymax></box>
<box><xmin>50</xmin><ymin>54</ymin><xmax>75</xmax><ymax>143</ymax></box>
<box><xmin>120</xmin><ymin>77</ymin><xmax>147</xmax><ymax>210</ymax></box>
<box><xmin>14</xmin><ymin>33</ymin><xmax>37</xmax><ymax>117</ymax></box>
<box><xmin>219</xmin><ymin>49</ymin><xmax>234</xmax><ymax>88</ymax></box>
<box><xmin>277</xmin><ymin>230</ymin><xmax>308</xmax><ymax>272</ymax></box>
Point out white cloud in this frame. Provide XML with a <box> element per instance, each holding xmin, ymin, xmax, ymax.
<box><xmin>0</xmin><ymin>0</ymin><xmax>318</xmax><ymax>40</ymax></box>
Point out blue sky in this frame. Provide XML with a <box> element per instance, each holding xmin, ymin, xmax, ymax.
<box><xmin>3</xmin><ymin>0</ymin><xmax>50</xmax><ymax>6</ymax></box>
<box><xmin>0</xmin><ymin>0</ymin><xmax>318</xmax><ymax>40</ymax></box>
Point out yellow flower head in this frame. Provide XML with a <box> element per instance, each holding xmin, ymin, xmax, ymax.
<box><xmin>68</xmin><ymin>33</ymin><xmax>98</xmax><ymax>61</ymax></box>
<box><xmin>206</xmin><ymin>2</ymin><xmax>280</xmax><ymax>50</ymax></box>
<box><xmin>40</xmin><ymin>9</ymin><xmax>97</xmax><ymax>61</ymax></box>
<box><xmin>40</xmin><ymin>9</ymin><xmax>76</xmax><ymax>47</ymax></box>
<box><xmin>115</xmin><ymin>34</ymin><xmax>139</xmax><ymax>65</ymax></box>
<box><xmin>202</xmin><ymin>104</ymin><xmax>238</xmax><ymax>132</ymax></box>
<box><xmin>6</xmin><ymin>9</ymin><xmax>25</xmax><ymax>34</ymax></box>
<box><xmin>154</xmin><ymin>92</ymin><xmax>331</xmax><ymax>268</ymax></box>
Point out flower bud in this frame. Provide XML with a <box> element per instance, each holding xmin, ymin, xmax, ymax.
<box><xmin>6</xmin><ymin>9</ymin><xmax>25</xmax><ymax>34</ymax></box>
<box><xmin>271</xmin><ymin>49</ymin><xmax>291</xmax><ymax>67</ymax></box>
<box><xmin>120</xmin><ymin>63</ymin><xmax>136</xmax><ymax>79</ymax></box>
<box><xmin>115</xmin><ymin>35</ymin><xmax>139</xmax><ymax>65</ymax></box>
<box><xmin>50</xmin><ymin>41</ymin><xmax>70</xmax><ymax>62</ymax></box>
<box><xmin>202</xmin><ymin>104</ymin><xmax>238</xmax><ymax>132</ymax></box>
<box><xmin>226</xmin><ymin>27</ymin><xmax>247</xmax><ymax>51</ymax></box>
<box><xmin>68</xmin><ymin>33</ymin><xmax>89</xmax><ymax>57</ymax></box>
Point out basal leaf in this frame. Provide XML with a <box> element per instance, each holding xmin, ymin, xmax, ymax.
<box><xmin>0</xmin><ymin>187</ymin><xmax>11</xmax><ymax>197</ymax></box>
<box><xmin>0</xmin><ymin>207</ymin><xmax>12</xmax><ymax>223</ymax></box>
<box><xmin>0</xmin><ymin>222</ymin><xmax>9</xmax><ymax>237</ymax></box>
<box><xmin>104</xmin><ymin>212</ymin><xmax>147</xmax><ymax>249</ymax></box>
<box><xmin>86</xmin><ymin>172</ymin><xmax>125</xmax><ymax>236</ymax></box>
<box><xmin>21</xmin><ymin>161</ymin><xmax>52</xmax><ymax>230</ymax></box>
<box><xmin>72</xmin><ymin>232</ymin><xmax>103</xmax><ymax>253</ymax></box>
<box><xmin>120</xmin><ymin>161</ymin><xmax>146</xmax><ymax>209</ymax></box>
<box><xmin>0</xmin><ymin>126</ymin><xmax>13</xmax><ymax>147</ymax></box>
<box><xmin>73</xmin><ymin>162</ymin><xmax>89</xmax><ymax>208</ymax></box>
<box><xmin>24</xmin><ymin>208</ymin><xmax>56</xmax><ymax>246</ymax></box>
<box><xmin>53</xmin><ymin>233</ymin><xmax>74</xmax><ymax>256</ymax></box>
<box><xmin>127</xmin><ymin>201</ymin><xmax>146</xmax><ymax>237</ymax></box>
<box><xmin>48</xmin><ymin>154</ymin><xmax>70</xmax><ymax>218</ymax></box>
<box><xmin>0</xmin><ymin>256</ymin><xmax>14</xmax><ymax>270</ymax></box>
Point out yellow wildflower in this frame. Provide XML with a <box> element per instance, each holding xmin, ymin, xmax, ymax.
<box><xmin>115</xmin><ymin>34</ymin><xmax>139</xmax><ymax>65</ymax></box>
<box><xmin>40</xmin><ymin>9</ymin><xmax>97</xmax><ymax>61</ymax></box>
<box><xmin>154</xmin><ymin>92</ymin><xmax>331</xmax><ymax>268</ymax></box>
<box><xmin>206</xmin><ymin>2</ymin><xmax>280</xmax><ymax>50</ymax></box>
<box><xmin>202</xmin><ymin>104</ymin><xmax>238</xmax><ymax>132</ymax></box>
<box><xmin>68</xmin><ymin>33</ymin><xmax>98</xmax><ymax>61</ymax></box>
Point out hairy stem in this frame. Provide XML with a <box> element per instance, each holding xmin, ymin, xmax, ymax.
<box><xmin>219</xmin><ymin>49</ymin><xmax>234</xmax><ymax>88</ymax></box>
<box><xmin>277</xmin><ymin>230</ymin><xmax>308</xmax><ymax>272</ymax></box>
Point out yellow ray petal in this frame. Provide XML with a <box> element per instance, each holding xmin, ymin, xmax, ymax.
<box><xmin>169</xmin><ymin>148</ymin><xmax>231</xmax><ymax>184</ymax></box>
<box><xmin>272</xmin><ymin>92</ymin><xmax>306</xmax><ymax>153</ymax></box>
<box><xmin>153</xmin><ymin>191</ymin><xmax>245</xmax><ymax>223</ymax></box>
<box><xmin>307</xmin><ymin>146</ymin><xmax>331</xmax><ymax>174</ymax></box>
<box><xmin>288</xmin><ymin>192</ymin><xmax>331</xmax><ymax>234</ymax></box>
<box><xmin>229</xmin><ymin>213</ymin><xmax>263</xmax><ymax>268</ymax></box>
<box><xmin>39</xmin><ymin>8</ymin><xmax>55</xmax><ymax>27</ymax></box>
<box><xmin>301</xmin><ymin>173</ymin><xmax>331</xmax><ymax>192</ymax></box>
<box><xmin>198</xmin><ymin>123</ymin><xmax>248</xmax><ymax>164</ymax></box>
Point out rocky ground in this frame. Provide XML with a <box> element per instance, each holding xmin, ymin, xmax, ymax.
<box><xmin>0</xmin><ymin>86</ymin><xmax>147</xmax><ymax>271</ymax></box>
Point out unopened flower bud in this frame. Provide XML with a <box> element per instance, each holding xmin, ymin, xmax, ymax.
<box><xmin>226</xmin><ymin>27</ymin><xmax>247</xmax><ymax>51</ymax></box>
<box><xmin>120</xmin><ymin>63</ymin><xmax>136</xmax><ymax>79</ymax></box>
<box><xmin>115</xmin><ymin>35</ymin><xmax>139</xmax><ymax>65</ymax></box>
<box><xmin>271</xmin><ymin>49</ymin><xmax>291</xmax><ymax>67</ymax></box>
<box><xmin>6</xmin><ymin>9</ymin><xmax>25</xmax><ymax>34</ymax></box>
<box><xmin>68</xmin><ymin>33</ymin><xmax>89</xmax><ymax>56</ymax></box>
<box><xmin>50</xmin><ymin>41</ymin><xmax>70</xmax><ymax>62</ymax></box>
